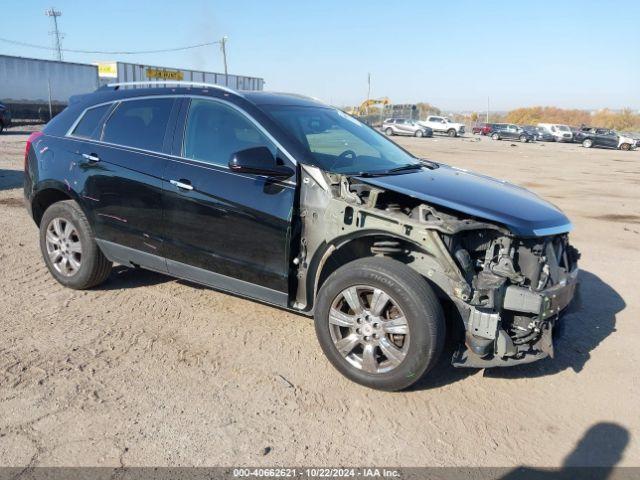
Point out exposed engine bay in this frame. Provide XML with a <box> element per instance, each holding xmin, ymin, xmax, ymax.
<box><xmin>294</xmin><ymin>164</ymin><xmax>580</xmax><ymax>368</ymax></box>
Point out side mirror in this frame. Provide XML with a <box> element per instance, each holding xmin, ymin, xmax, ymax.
<box><xmin>229</xmin><ymin>146</ymin><xmax>294</xmax><ymax>178</ymax></box>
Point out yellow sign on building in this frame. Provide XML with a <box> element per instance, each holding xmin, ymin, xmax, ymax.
<box><xmin>146</xmin><ymin>68</ymin><xmax>184</xmax><ymax>81</ymax></box>
<box><xmin>96</xmin><ymin>62</ymin><xmax>118</xmax><ymax>78</ymax></box>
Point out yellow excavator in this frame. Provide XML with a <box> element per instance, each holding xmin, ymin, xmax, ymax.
<box><xmin>357</xmin><ymin>97</ymin><xmax>390</xmax><ymax>116</ymax></box>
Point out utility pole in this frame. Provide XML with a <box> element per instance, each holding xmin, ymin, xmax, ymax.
<box><xmin>366</xmin><ymin>73</ymin><xmax>371</xmax><ymax>116</ymax></box>
<box><xmin>45</xmin><ymin>7</ymin><xmax>63</xmax><ymax>61</ymax></box>
<box><xmin>486</xmin><ymin>96</ymin><xmax>490</xmax><ymax>123</ymax></box>
<box><xmin>220</xmin><ymin>36</ymin><xmax>228</xmax><ymax>86</ymax></box>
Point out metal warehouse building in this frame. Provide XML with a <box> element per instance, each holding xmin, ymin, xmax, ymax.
<box><xmin>96</xmin><ymin>61</ymin><xmax>264</xmax><ymax>91</ymax></box>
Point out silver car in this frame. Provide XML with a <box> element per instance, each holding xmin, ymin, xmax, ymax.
<box><xmin>382</xmin><ymin>118</ymin><xmax>433</xmax><ymax>138</ymax></box>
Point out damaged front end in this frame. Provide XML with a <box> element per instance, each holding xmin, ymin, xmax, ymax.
<box><xmin>444</xmin><ymin>229</ymin><xmax>580</xmax><ymax>367</ymax></box>
<box><xmin>295</xmin><ymin>164</ymin><xmax>580</xmax><ymax>370</ymax></box>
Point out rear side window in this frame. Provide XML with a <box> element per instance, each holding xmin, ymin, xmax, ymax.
<box><xmin>72</xmin><ymin>104</ymin><xmax>110</xmax><ymax>139</ymax></box>
<box><xmin>183</xmin><ymin>99</ymin><xmax>276</xmax><ymax>167</ymax></box>
<box><xmin>102</xmin><ymin>98</ymin><xmax>173</xmax><ymax>152</ymax></box>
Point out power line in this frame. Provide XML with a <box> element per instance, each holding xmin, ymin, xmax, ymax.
<box><xmin>0</xmin><ymin>36</ymin><xmax>222</xmax><ymax>55</ymax></box>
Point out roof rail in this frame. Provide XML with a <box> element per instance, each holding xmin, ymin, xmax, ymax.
<box><xmin>103</xmin><ymin>81</ymin><xmax>242</xmax><ymax>96</ymax></box>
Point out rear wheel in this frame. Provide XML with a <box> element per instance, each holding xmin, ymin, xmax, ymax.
<box><xmin>0</xmin><ymin>122</ymin><xmax>4</xmax><ymax>134</ymax></box>
<box><xmin>492</xmin><ymin>132</ymin><xmax>500</xmax><ymax>140</ymax></box>
<box><xmin>620</xmin><ymin>143</ymin><xmax>631</xmax><ymax>151</ymax></box>
<box><xmin>447</xmin><ymin>128</ymin><xmax>457</xmax><ymax>137</ymax></box>
<box><xmin>314</xmin><ymin>257</ymin><xmax>445</xmax><ymax>391</ymax></box>
<box><xmin>415</xmin><ymin>129</ymin><xmax>424</xmax><ymax>138</ymax></box>
<box><xmin>582</xmin><ymin>138</ymin><xmax>593</xmax><ymax>148</ymax></box>
<box><xmin>39</xmin><ymin>200</ymin><xmax>112</xmax><ymax>289</ymax></box>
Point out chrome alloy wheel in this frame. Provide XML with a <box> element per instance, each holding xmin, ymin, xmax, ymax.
<box><xmin>45</xmin><ymin>217</ymin><xmax>82</xmax><ymax>277</ymax></box>
<box><xmin>328</xmin><ymin>285</ymin><xmax>410</xmax><ymax>374</ymax></box>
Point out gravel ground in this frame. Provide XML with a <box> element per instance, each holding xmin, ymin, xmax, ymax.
<box><xmin>0</xmin><ymin>126</ymin><xmax>638</xmax><ymax>468</ymax></box>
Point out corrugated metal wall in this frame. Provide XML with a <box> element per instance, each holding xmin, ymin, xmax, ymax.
<box><xmin>108</xmin><ymin>62</ymin><xmax>264</xmax><ymax>90</ymax></box>
<box><xmin>0</xmin><ymin>55</ymin><xmax>99</xmax><ymax>104</ymax></box>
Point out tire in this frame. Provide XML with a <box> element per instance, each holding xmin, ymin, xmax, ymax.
<box><xmin>620</xmin><ymin>143</ymin><xmax>631</xmax><ymax>151</ymax></box>
<box><xmin>314</xmin><ymin>257</ymin><xmax>445</xmax><ymax>391</ymax></box>
<box><xmin>414</xmin><ymin>130</ymin><xmax>424</xmax><ymax>138</ymax></box>
<box><xmin>385</xmin><ymin>127</ymin><xmax>394</xmax><ymax>136</ymax></box>
<box><xmin>582</xmin><ymin>138</ymin><xmax>593</xmax><ymax>148</ymax></box>
<box><xmin>39</xmin><ymin>200</ymin><xmax>112</xmax><ymax>289</ymax></box>
<box><xmin>519</xmin><ymin>135</ymin><xmax>528</xmax><ymax>143</ymax></box>
<box><xmin>0</xmin><ymin>122</ymin><xmax>4</xmax><ymax>134</ymax></box>
<box><xmin>492</xmin><ymin>133</ymin><xmax>500</xmax><ymax>140</ymax></box>
<box><xmin>447</xmin><ymin>128</ymin><xmax>457</xmax><ymax>137</ymax></box>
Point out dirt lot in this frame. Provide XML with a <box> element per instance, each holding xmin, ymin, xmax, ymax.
<box><xmin>0</xmin><ymin>127</ymin><xmax>638</xmax><ymax>468</ymax></box>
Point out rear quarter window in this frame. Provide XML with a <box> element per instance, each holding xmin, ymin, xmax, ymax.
<box><xmin>71</xmin><ymin>104</ymin><xmax>111</xmax><ymax>139</ymax></box>
<box><xmin>102</xmin><ymin>98</ymin><xmax>174</xmax><ymax>152</ymax></box>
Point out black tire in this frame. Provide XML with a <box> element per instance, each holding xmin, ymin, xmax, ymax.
<box><xmin>0</xmin><ymin>122</ymin><xmax>4</xmax><ymax>134</ymax></box>
<box><xmin>314</xmin><ymin>257</ymin><xmax>445</xmax><ymax>391</ymax></box>
<box><xmin>447</xmin><ymin>128</ymin><xmax>457</xmax><ymax>137</ymax></box>
<box><xmin>39</xmin><ymin>200</ymin><xmax>112</xmax><ymax>289</ymax></box>
<box><xmin>492</xmin><ymin>132</ymin><xmax>500</xmax><ymax>140</ymax></box>
<box><xmin>415</xmin><ymin>129</ymin><xmax>424</xmax><ymax>138</ymax></box>
<box><xmin>385</xmin><ymin>127</ymin><xmax>394</xmax><ymax>136</ymax></box>
<box><xmin>582</xmin><ymin>138</ymin><xmax>593</xmax><ymax>148</ymax></box>
<box><xmin>620</xmin><ymin>143</ymin><xmax>631</xmax><ymax>151</ymax></box>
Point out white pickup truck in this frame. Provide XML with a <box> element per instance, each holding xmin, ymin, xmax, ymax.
<box><xmin>418</xmin><ymin>116</ymin><xmax>465</xmax><ymax>137</ymax></box>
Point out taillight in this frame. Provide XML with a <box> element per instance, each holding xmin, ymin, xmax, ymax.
<box><xmin>24</xmin><ymin>131</ymin><xmax>44</xmax><ymax>171</ymax></box>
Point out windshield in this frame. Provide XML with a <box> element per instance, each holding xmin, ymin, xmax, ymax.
<box><xmin>557</xmin><ymin>125</ymin><xmax>570</xmax><ymax>131</ymax></box>
<box><xmin>262</xmin><ymin>105</ymin><xmax>422</xmax><ymax>175</ymax></box>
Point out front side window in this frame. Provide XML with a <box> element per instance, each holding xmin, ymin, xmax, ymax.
<box><xmin>72</xmin><ymin>104</ymin><xmax>111</xmax><ymax>139</ymax></box>
<box><xmin>102</xmin><ymin>98</ymin><xmax>174</xmax><ymax>152</ymax></box>
<box><xmin>183</xmin><ymin>99</ymin><xmax>276</xmax><ymax>167</ymax></box>
<box><xmin>263</xmin><ymin>105</ymin><xmax>422</xmax><ymax>175</ymax></box>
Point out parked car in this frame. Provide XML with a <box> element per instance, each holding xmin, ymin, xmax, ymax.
<box><xmin>575</xmin><ymin>127</ymin><xmax>638</xmax><ymax>151</ymax></box>
<box><xmin>472</xmin><ymin>122</ymin><xmax>495</xmax><ymax>135</ymax></box>
<box><xmin>24</xmin><ymin>82</ymin><xmax>579</xmax><ymax>391</ymax></box>
<box><xmin>382</xmin><ymin>118</ymin><xmax>433</xmax><ymax>137</ymax></box>
<box><xmin>0</xmin><ymin>103</ymin><xmax>11</xmax><ymax>134</ymax></box>
<box><xmin>490</xmin><ymin>124</ymin><xmax>535</xmax><ymax>142</ymax></box>
<box><xmin>523</xmin><ymin>125</ymin><xmax>555</xmax><ymax>142</ymax></box>
<box><xmin>537</xmin><ymin>123</ymin><xmax>573</xmax><ymax>142</ymax></box>
<box><xmin>418</xmin><ymin>116</ymin><xmax>465</xmax><ymax>137</ymax></box>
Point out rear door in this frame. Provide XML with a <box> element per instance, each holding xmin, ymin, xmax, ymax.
<box><xmin>161</xmin><ymin>97</ymin><xmax>295</xmax><ymax>305</ymax></box>
<box><xmin>77</xmin><ymin>96</ymin><xmax>177</xmax><ymax>271</ymax></box>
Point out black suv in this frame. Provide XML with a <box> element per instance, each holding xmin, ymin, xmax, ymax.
<box><xmin>24</xmin><ymin>82</ymin><xmax>579</xmax><ymax>390</ymax></box>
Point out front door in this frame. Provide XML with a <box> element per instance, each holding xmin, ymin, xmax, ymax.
<box><xmin>162</xmin><ymin>97</ymin><xmax>295</xmax><ymax>306</ymax></box>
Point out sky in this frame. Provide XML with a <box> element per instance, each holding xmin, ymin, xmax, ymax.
<box><xmin>1</xmin><ymin>0</ymin><xmax>639</xmax><ymax>112</ymax></box>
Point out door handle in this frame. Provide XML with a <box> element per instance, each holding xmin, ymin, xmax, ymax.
<box><xmin>170</xmin><ymin>179</ymin><xmax>194</xmax><ymax>191</ymax></box>
<box><xmin>81</xmin><ymin>153</ymin><xmax>100</xmax><ymax>163</ymax></box>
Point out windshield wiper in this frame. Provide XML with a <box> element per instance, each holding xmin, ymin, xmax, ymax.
<box><xmin>353</xmin><ymin>164</ymin><xmax>422</xmax><ymax>177</ymax></box>
<box><xmin>386</xmin><ymin>163</ymin><xmax>423</xmax><ymax>173</ymax></box>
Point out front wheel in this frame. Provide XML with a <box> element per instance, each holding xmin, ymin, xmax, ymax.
<box><xmin>620</xmin><ymin>143</ymin><xmax>631</xmax><ymax>151</ymax></box>
<box><xmin>520</xmin><ymin>135</ymin><xmax>528</xmax><ymax>143</ymax></box>
<box><xmin>314</xmin><ymin>257</ymin><xmax>445</xmax><ymax>391</ymax></box>
<box><xmin>582</xmin><ymin>138</ymin><xmax>593</xmax><ymax>148</ymax></box>
<box><xmin>447</xmin><ymin>128</ymin><xmax>457</xmax><ymax>137</ymax></box>
<box><xmin>39</xmin><ymin>200</ymin><xmax>112</xmax><ymax>289</ymax></box>
<box><xmin>414</xmin><ymin>130</ymin><xmax>424</xmax><ymax>138</ymax></box>
<box><xmin>492</xmin><ymin>133</ymin><xmax>500</xmax><ymax>140</ymax></box>
<box><xmin>385</xmin><ymin>127</ymin><xmax>394</xmax><ymax>136</ymax></box>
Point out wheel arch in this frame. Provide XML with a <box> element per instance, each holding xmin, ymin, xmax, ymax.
<box><xmin>304</xmin><ymin>229</ymin><xmax>450</xmax><ymax>313</ymax></box>
<box><xmin>31</xmin><ymin>182</ymin><xmax>86</xmax><ymax>227</ymax></box>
